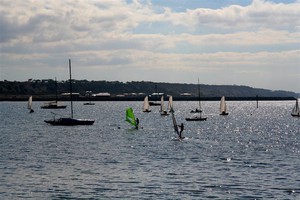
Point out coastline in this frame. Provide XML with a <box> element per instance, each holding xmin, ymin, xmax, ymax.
<box><xmin>0</xmin><ymin>95</ymin><xmax>296</xmax><ymax>101</ymax></box>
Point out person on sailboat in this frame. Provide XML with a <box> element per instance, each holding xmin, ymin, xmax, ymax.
<box><xmin>178</xmin><ymin>123</ymin><xmax>184</xmax><ymax>139</ymax></box>
<box><xmin>135</xmin><ymin>118</ymin><xmax>139</xmax><ymax>129</ymax></box>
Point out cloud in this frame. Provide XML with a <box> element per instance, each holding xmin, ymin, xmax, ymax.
<box><xmin>0</xmin><ymin>0</ymin><xmax>299</xmax><ymax>92</ymax></box>
<box><xmin>163</xmin><ymin>0</ymin><xmax>300</xmax><ymax>30</ymax></box>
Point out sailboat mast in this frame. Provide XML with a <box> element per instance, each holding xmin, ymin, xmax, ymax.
<box><xmin>197</xmin><ymin>78</ymin><xmax>202</xmax><ymax>117</ymax></box>
<box><xmin>69</xmin><ymin>59</ymin><xmax>73</xmax><ymax>118</ymax></box>
<box><xmin>55</xmin><ymin>77</ymin><xmax>58</xmax><ymax>103</ymax></box>
<box><xmin>256</xmin><ymin>95</ymin><xmax>259</xmax><ymax>108</ymax></box>
<box><xmin>155</xmin><ymin>84</ymin><xmax>158</xmax><ymax>103</ymax></box>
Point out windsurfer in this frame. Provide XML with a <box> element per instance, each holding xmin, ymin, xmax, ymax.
<box><xmin>135</xmin><ymin>118</ymin><xmax>139</xmax><ymax>129</ymax></box>
<box><xmin>178</xmin><ymin>123</ymin><xmax>184</xmax><ymax>139</ymax></box>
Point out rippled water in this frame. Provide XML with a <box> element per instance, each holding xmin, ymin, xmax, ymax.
<box><xmin>0</xmin><ymin>101</ymin><xmax>299</xmax><ymax>199</ymax></box>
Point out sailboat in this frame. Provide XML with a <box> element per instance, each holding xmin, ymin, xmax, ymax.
<box><xmin>126</xmin><ymin>107</ymin><xmax>139</xmax><ymax>129</ymax></box>
<box><xmin>186</xmin><ymin>79</ymin><xmax>207</xmax><ymax>121</ymax></box>
<box><xmin>291</xmin><ymin>99</ymin><xmax>300</xmax><ymax>117</ymax></box>
<box><xmin>220</xmin><ymin>96</ymin><xmax>229</xmax><ymax>115</ymax></box>
<box><xmin>149</xmin><ymin>84</ymin><xmax>161</xmax><ymax>106</ymax></box>
<box><xmin>41</xmin><ymin>77</ymin><xmax>67</xmax><ymax>109</ymax></box>
<box><xmin>143</xmin><ymin>96</ymin><xmax>151</xmax><ymax>112</ymax></box>
<box><xmin>160</xmin><ymin>96</ymin><xmax>169</xmax><ymax>116</ymax></box>
<box><xmin>83</xmin><ymin>91</ymin><xmax>95</xmax><ymax>105</ymax></box>
<box><xmin>28</xmin><ymin>96</ymin><xmax>34</xmax><ymax>113</ymax></box>
<box><xmin>44</xmin><ymin>59</ymin><xmax>95</xmax><ymax>126</ymax></box>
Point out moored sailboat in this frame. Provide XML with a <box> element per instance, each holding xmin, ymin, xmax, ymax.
<box><xmin>186</xmin><ymin>79</ymin><xmax>207</xmax><ymax>121</ymax></box>
<box><xmin>149</xmin><ymin>84</ymin><xmax>161</xmax><ymax>106</ymax></box>
<box><xmin>44</xmin><ymin>59</ymin><xmax>95</xmax><ymax>126</ymax></box>
<box><xmin>83</xmin><ymin>91</ymin><xmax>95</xmax><ymax>105</ymax></box>
<box><xmin>41</xmin><ymin>77</ymin><xmax>67</xmax><ymax>109</ymax></box>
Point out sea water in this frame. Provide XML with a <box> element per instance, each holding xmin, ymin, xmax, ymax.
<box><xmin>0</xmin><ymin>101</ymin><xmax>299</xmax><ymax>199</ymax></box>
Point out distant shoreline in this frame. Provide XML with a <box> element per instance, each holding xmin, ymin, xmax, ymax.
<box><xmin>0</xmin><ymin>95</ymin><xmax>296</xmax><ymax>101</ymax></box>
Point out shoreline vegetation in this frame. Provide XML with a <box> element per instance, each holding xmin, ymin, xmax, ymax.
<box><xmin>0</xmin><ymin>79</ymin><xmax>297</xmax><ymax>101</ymax></box>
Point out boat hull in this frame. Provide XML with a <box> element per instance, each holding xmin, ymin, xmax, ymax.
<box><xmin>149</xmin><ymin>102</ymin><xmax>161</xmax><ymax>106</ymax></box>
<box><xmin>83</xmin><ymin>103</ymin><xmax>95</xmax><ymax>105</ymax></box>
<box><xmin>190</xmin><ymin>109</ymin><xmax>202</xmax><ymax>113</ymax></box>
<box><xmin>44</xmin><ymin>118</ymin><xmax>94</xmax><ymax>126</ymax></box>
<box><xmin>220</xmin><ymin>112</ymin><xmax>229</xmax><ymax>115</ymax></box>
<box><xmin>41</xmin><ymin>105</ymin><xmax>67</xmax><ymax>109</ymax></box>
<box><xmin>185</xmin><ymin>117</ymin><xmax>207</xmax><ymax>121</ymax></box>
<box><xmin>291</xmin><ymin>114</ymin><xmax>300</xmax><ymax>117</ymax></box>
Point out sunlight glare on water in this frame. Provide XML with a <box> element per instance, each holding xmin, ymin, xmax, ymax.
<box><xmin>0</xmin><ymin>101</ymin><xmax>299</xmax><ymax>199</ymax></box>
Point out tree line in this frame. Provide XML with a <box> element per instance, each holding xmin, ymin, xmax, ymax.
<box><xmin>0</xmin><ymin>79</ymin><xmax>297</xmax><ymax>98</ymax></box>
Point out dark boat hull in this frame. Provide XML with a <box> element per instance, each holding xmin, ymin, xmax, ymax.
<box><xmin>185</xmin><ymin>117</ymin><xmax>207</xmax><ymax>121</ymax></box>
<box><xmin>149</xmin><ymin>102</ymin><xmax>161</xmax><ymax>106</ymax></box>
<box><xmin>190</xmin><ymin>109</ymin><xmax>202</xmax><ymax>113</ymax></box>
<box><xmin>83</xmin><ymin>103</ymin><xmax>95</xmax><ymax>105</ymax></box>
<box><xmin>291</xmin><ymin>114</ymin><xmax>300</xmax><ymax>117</ymax></box>
<box><xmin>220</xmin><ymin>112</ymin><xmax>229</xmax><ymax>115</ymax></box>
<box><xmin>41</xmin><ymin>105</ymin><xmax>67</xmax><ymax>109</ymax></box>
<box><xmin>160</xmin><ymin>112</ymin><xmax>170</xmax><ymax>116</ymax></box>
<box><xmin>44</xmin><ymin>118</ymin><xmax>94</xmax><ymax>126</ymax></box>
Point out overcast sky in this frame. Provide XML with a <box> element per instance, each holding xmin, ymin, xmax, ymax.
<box><xmin>1</xmin><ymin>0</ymin><xmax>299</xmax><ymax>92</ymax></box>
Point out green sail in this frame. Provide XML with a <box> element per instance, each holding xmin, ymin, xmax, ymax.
<box><xmin>126</xmin><ymin>107</ymin><xmax>137</xmax><ymax>127</ymax></box>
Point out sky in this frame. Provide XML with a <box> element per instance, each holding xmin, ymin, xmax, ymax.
<box><xmin>0</xmin><ymin>0</ymin><xmax>299</xmax><ymax>92</ymax></box>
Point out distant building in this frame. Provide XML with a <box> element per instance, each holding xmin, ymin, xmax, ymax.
<box><xmin>180</xmin><ymin>93</ymin><xmax>192</xmax><ymax>96</ymax></box>
<box><xmin>61</xmin><ymin>93</ymin><xmax>80</xmax><ymax>96</ymax></box>
<box><xmin>123</xmin><ymin>93</ymin><xmax>145</xmax><ymax>96</ymax></box>
<box><xmin>116</xmin><ymin>94</ymin><xmax>125</xmax><ymax>97</ymax></box>
<box><xmin>94</xmin><ymin>92</ymin><xmax>111</xmax><ymax>97</ymax></box>
<box><xmin>151</xmin><ymin>92</ymin><xmax>164</xmax><ymax>96</ymax></box>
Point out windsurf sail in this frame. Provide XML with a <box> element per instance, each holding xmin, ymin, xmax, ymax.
<box><xmin>143</xmin><ymin>96</ymin><xmax>151</xmax><ymax>112</ymax></box>
<box><xmin>168</xmin><ymin>96</ymin><xmax>173</xmax><ymax>112</ymax></box>
<box><xmin>28</xmin><ymin>96</ymin><xmax>32</xmax><ymax>110</ymax></box>
<box><xmin>170</xmin><ymin>106</ymin><xmax>179</xmax><ymax>136</ymax></box>
<box><xmin>291</xmin><ymin>99</ymin><xmax>300</xmax><ymax>116</ymax></box>
<box><xmin>126</xmin><ymin>107</ymin><xmax>137</xmax><ymax>127</ymax></box>
<box><xmin>220</xmin><ymin>96</ymin><xmax>227</xmax><ymax>113</ymax></box>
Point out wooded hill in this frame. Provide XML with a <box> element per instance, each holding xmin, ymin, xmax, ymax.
<box><xmin>0</xmin><ymin>79</ymin><xmax>296</xmax><ymax>100</ymax></box>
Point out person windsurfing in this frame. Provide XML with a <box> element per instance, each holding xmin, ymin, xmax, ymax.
<box><xmin>170</xmin><ymin>104</ymin><xmax>185</xmax><ymax>140</ymax></box>
<box><xmin>126</xmin><ymin>107</ymin><xmax>139</xmax><ymax>129</ymax></box>
<box><xmin>135</xmin><ymin>118</ymin><xmax>139</xmax><ymax>129</ymax></box>
<box><xmin>178</xmin><ymin>123</ymin><xmax>184</xmax><ymax>140</ymax></box>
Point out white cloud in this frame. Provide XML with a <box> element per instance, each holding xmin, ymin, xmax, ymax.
<box><xmin>164</xmin><ymin>0</ymin><xmax>300</xmax><ymax>30</ymax></box>
<box><xmin>0</xmin><ymin>0</ymin><xmax>299</xmax><ymax>92</ymax></box>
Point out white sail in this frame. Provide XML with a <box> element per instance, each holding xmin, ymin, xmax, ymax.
<box><xmin>160</xmin><ymin>96</ymin><xmax>165</xmax><ymax>112</ymax></box>
<box><xmin>28</xmin><ymin>96</ymin><xmax>32</xmax><ymax>110</ymax></box>
<box><xmin>143</xmin><ymin>96</ymin><xmax>150</xmax><ymax>111</ymax></box>
<box><xmin>168</xmin><ymin>96</ymin><xmax>173</xmax><ymax>111</ymax></box>
<box><xmin>291</xmin><ymin>99</ymin><xmax>300</xmax><ymax>116</ymax></box>
<box><xmin>220</xmin><ymin>96</ymin><xmax>227</xmax><ymax>113</ymax></box>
